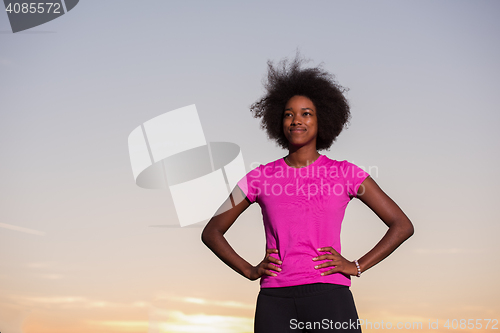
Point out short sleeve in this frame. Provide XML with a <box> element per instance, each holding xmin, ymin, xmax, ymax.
<box><xmin>236</xmin><ymin>165</ymin><xmax>262</xmax><ymax>204</ymax></box>
<box><xmin>343</xmin><ymin>161</ymin><xmax>370</xmax><ymax>198</ymax></box>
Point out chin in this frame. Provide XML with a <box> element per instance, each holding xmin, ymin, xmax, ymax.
<box><xmin>289</xmin><ymin>141</ymin><xmax>307</xmax><ymax>148</ymax></box>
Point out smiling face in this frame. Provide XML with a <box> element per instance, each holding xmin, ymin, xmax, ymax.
<box><xmin>282</xmin><ymin>95</ymin><xmax>318</xmax><ymax>149</ymax></box>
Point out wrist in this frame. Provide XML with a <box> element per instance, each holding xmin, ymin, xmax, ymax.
<box><xmin>243</xmin><ymin>264</ymin><xmax>256</xmax><ymax>280</ymax></box>
<box><xmin>353</xmin><ymin>260</ymin><xmax>362</xmax><ymax>277</ymax></box>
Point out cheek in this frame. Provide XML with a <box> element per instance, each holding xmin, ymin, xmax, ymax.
<box><xmin>311</xmin><ymin>122</ymin><xmax>319</xmax><ymax>135</ymax></box>
<box><xmin>307</xmin><ymin>118</ymin><xmax>318</xmax><ymax>130</ymax></box>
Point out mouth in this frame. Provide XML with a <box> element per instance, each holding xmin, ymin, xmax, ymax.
<box><xmin>290</xmin><ymin>128</ymin><xmax>306</xmax><ymax>133</ymax></box>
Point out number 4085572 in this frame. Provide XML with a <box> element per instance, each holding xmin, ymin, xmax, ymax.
<box><xmin>444</xmin><ymin>319</ymin><xmax>498</xmax><ymax>330</ymax></box>
<box><xmin>5</xmin><ymin>3</ymin><xmax>62</xmax><ymax>14</ymax></box>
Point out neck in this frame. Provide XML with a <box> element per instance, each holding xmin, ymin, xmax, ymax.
<box><xmin>285</xmin><ymin>147</ymin><xmax>321</xmax><ymax>168</ymax></box>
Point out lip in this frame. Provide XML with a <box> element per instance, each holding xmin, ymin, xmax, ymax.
<box><xmin>290</xmin><ymin>128</ymin><xmax>306</xmax><ymax>132</ymax></box>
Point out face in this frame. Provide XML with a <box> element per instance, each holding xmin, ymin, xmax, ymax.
<box><xmin>282</xmin><ymin>95</ymin><xmax>318</xmax><ymax>149</ymax></box>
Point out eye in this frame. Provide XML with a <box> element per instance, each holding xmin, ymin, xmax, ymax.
<box><xmin>303</xmin><ymin>111</ymin><xmax>311</xmax><ymax>116</ymax></box>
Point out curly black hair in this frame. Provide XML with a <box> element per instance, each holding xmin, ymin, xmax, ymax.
<box><xmin>250</xmin><ymin>52</ymin><xmax>351</xmax><ymax>151</ymax></box>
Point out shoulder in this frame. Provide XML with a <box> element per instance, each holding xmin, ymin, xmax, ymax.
<box><xmin>266</xmin><ymin>156</ymin><xmax>284</xmax><ymax>168</ymax></box>
<box><xmin>320</xmin><ymin>157</ymin><xmax>369</xmax><ymax>180</ymax></box>
<box><xmin>319</xmin><ymin>155</ymin><xmax>340</xmax><ymax>167</ymax></box>
<box><xmin>338</xmin><ymin>159</ymin><xmax>366</xmax><ymax>174</ymax></box>
<box><xmin>316</xmin><ymin>155</ymin><xmax>343</xmax><ymax>174</ymax></box>
<box><xmin>236</xmin><ymin>157</ymin><xmax>283</xmax><ymax>204</ymax></box>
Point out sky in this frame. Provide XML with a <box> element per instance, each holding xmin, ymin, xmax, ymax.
<box><xmin>1</xmin><ymin>1</ymin><xmax>499</xmax><ymax>332</ymax></box>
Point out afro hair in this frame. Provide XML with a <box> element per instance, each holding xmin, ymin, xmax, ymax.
<box><xmin>250</xmin><ymin>52</ymin><xmax>351</xmax><ymax>151</ymax></box>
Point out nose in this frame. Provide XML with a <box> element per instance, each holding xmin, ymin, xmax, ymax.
<box><xmin>291</xmin><ymin>114</ymin><xmax>302</xmax><ymax>125</ymax></box>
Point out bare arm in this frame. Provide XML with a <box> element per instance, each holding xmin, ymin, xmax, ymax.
<box><xmin>201</xmin><ymin>185</ymin><xmax>281</xmax><ymax>280</ymax></box>
<box><xmin>354</xmin><ymin>176</ymin><xmax>414</xmax><ymax>273</ymax></box>
<box><xmin>314</xmin><ymin>176</ymin><xmax>414</xmax><ymax>276</ymax></box>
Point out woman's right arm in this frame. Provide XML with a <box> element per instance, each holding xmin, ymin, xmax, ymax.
<box><xmin>201</xmin><ymin>185</ymin><xmax>281</xmax><ymax>280</ymax></box>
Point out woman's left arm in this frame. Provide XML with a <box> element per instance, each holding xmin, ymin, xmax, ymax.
<box><xmin>314</xmin><ymin>176</ymin><xmax>414</xmax><ymax>276</ymax></box>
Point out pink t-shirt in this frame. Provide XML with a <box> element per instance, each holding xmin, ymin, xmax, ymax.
<box><xmin>236</xmin><ymin>154</ymin><xmax>370</xmax><ymax>288</ymax></box>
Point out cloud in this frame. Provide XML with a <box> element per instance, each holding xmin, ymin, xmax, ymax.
<box><xmin>0</xmin><ymin>222</ymin><xmax>45</xmax><ymax>236</ymax></box>
<box><xmin>88</xmin><ymin>320</ymin><xmax>148</xmax><ymax>331</ymax></box>
<box><xmin>148</xmin><ymin>309</ymin><xmax>253</xmax><ymax>333</ymax></box>
<box><xmin>12</xmin><ymin>296</ymin><xmax>148</xmax><ymax>310</ymax></box>
<box><xmin>88</xmin><ymin>310</ymin><xmax>254</xmax><ymax>333</ymax></box>
<box><xmin>20</xmin><ymin>296</ymin><xmax>86</xmax><ymax>304</ymax></box>
<box><xmin>13</xmin><ymin>296</ymin><xmax>110</xmax><ymax>308</ymax></box>
<box><xmin>159</xmin><ymin>295</ymin><xmax>254</xmax><ymax>310</ymax></box>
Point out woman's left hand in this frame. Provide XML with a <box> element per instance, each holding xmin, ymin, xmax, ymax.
<box><xmin>313</xmin><ymin>247</ymin><xmax>358</xmax><ymax>277</ymax></box>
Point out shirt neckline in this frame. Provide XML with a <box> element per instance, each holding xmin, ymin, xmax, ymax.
<box><xmin>280</xmin><ymin>154</ymin><xmax>325</xmax><ymax>169</ymax></box>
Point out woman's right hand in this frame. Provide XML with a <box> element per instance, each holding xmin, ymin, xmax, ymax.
<box><xmin>247</xmin><ymin>248</ymin><xmax>282</xmax><ymax>281</ymax></box>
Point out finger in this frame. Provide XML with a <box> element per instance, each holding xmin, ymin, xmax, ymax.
<box><xmin>314</xmin><ymin>261</ymin><xmax>338</xmax><ymax>269</ymax></box>
<box><xmin>320</xmin><ymin>267</ymin><xmax>341</xmax><ymax>276</ymax></box>
<box><xmin>263</xmin><ymin>269</ymin><xmax>278</xmax><ymax>277</ymax></box>
<box><xmin>317</xmin><ymin>246</ymin><xmax>338</xmax><ymax>254</ymax></box>
<box><xmin>266</xmin><ymin>263</ymin><xmax>282</xmax><ymax>272</ymax></box>
<box><xmin>312</xmin><ymin>254</ymin><xmax>336</xmax><ymax>261</ymax></box>
<box><xmin>266</xmin><ymin>248</ymin><xmax>279</xmax><ymax>254</ymax></box>
<box><xmin>317</xmin><ymin>246</ymin><xmax>334</xmax><ymax>252</ymax></box>
<box><xmin>266</xmin><ymin>256</ymin><xmax>283</xmax><ymax>265</ymax></box>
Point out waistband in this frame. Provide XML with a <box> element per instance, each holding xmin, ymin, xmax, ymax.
<box><xmin>259</xmin><ymin>283</ymin><xmax>348</xmax><ymax>298</ymax></box>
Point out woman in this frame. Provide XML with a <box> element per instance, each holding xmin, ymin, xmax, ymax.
<box><xmin>201</xmin><ymin>54</ymin><xmax>414</xmax><ymax>332</ymax></box>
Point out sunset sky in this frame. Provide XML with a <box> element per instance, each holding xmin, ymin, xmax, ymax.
<box><xmin>1</xmin><ymin>1</ymin><xmax>499</xmax><ymax>332</ymax></box>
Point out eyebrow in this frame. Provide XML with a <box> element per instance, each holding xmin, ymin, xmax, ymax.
<box><xmin>284</xmin><ymin>107</ymin><xmax>314</xmax><ymax>111</ymax></box>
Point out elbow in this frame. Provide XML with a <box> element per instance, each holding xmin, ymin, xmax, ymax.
<box><xmin>391</xmin><ymin>218</ymin><xmax>414</xmax><ymax>241</ymax></box>
<box><xmin>403</xmin><ymin>219</ymin><xmax>414</xmax><ymax>240</ymax></box>
<box><xmin>201</xmin><ymin>226</ymin><xmax>211</xmax><ymax>247</ymax></box>
<box><xmin>201</xmin><ymin>221</ymin><xmax>220</xmax><ymax>248</ymax></box>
